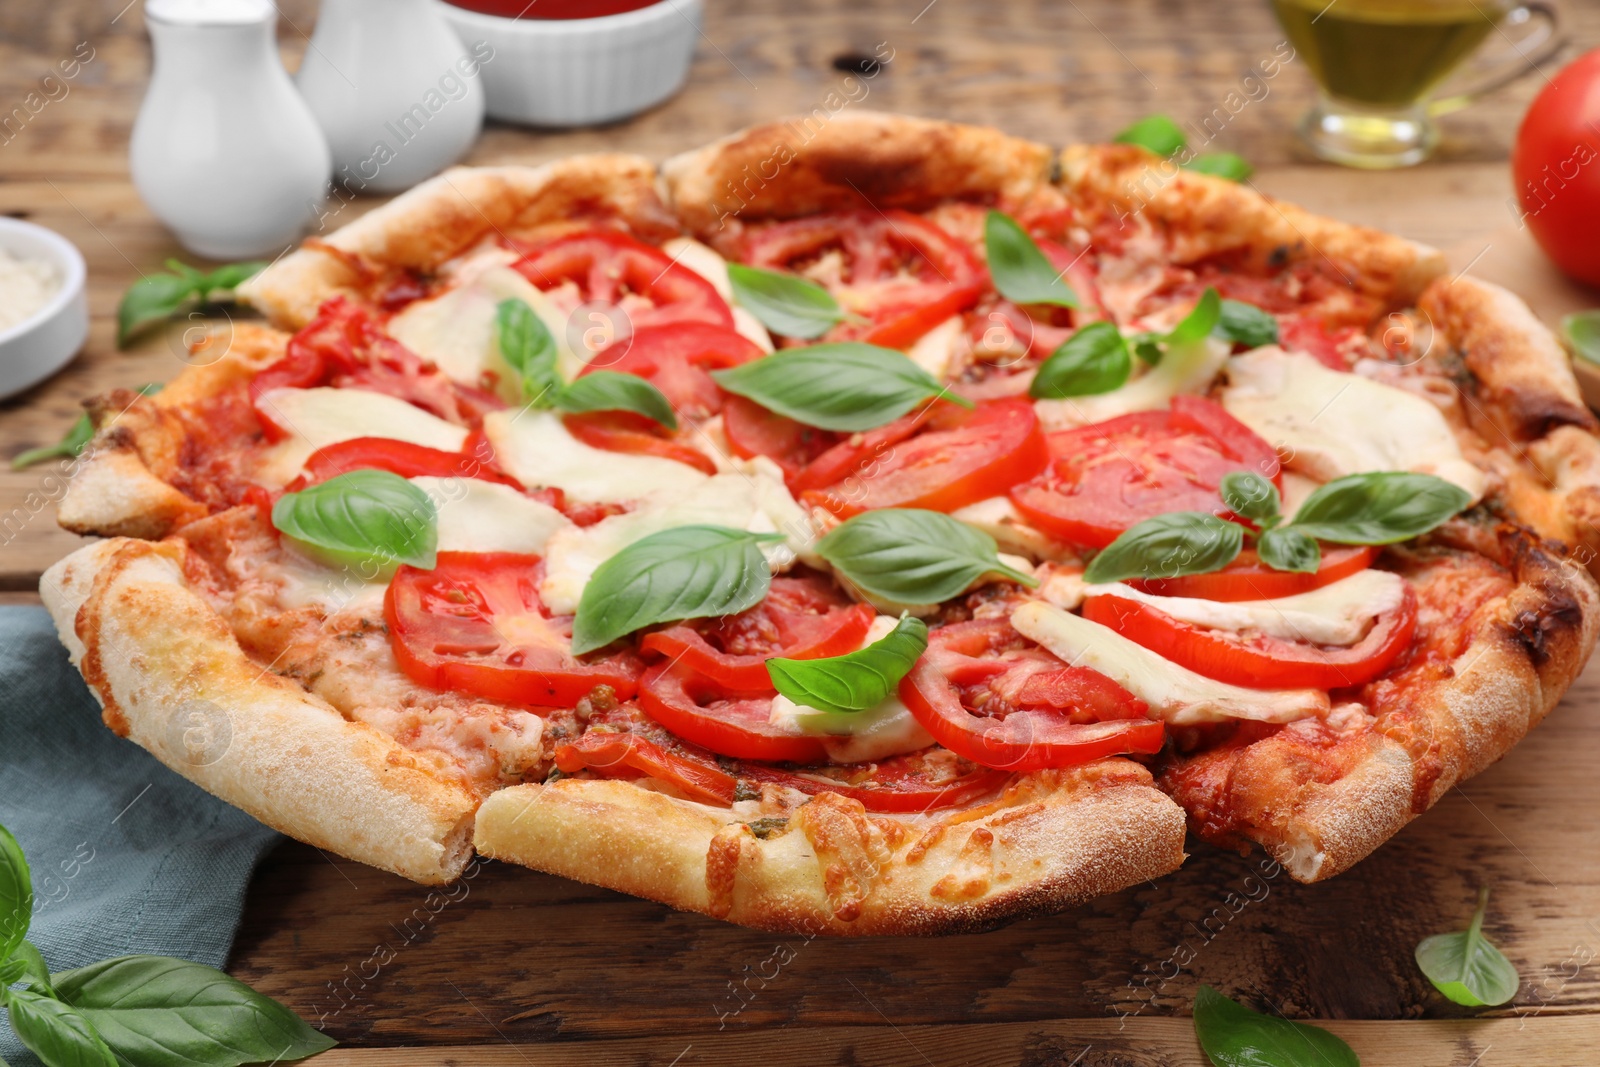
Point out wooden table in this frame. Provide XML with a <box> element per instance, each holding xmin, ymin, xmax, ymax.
<box><xmin>5</xmin><ymin>2</ymin><xmax>1600</xmax><ymax>1063</ymax></box>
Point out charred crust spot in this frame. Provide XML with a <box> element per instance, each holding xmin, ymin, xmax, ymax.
<box><xmin>1505</xmin><ymin>589</ymin><xmax>1582</xmax><ymax>668</ymax></box>
<box><xmin>830</xmin><ymin>52</ymin><xmax>883</xmax><ymax>76</ymax></box>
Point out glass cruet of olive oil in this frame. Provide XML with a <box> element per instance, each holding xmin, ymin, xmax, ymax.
<box><xmin>1270</xmin><ymin>0</ymin><xmax>1561</xmax><ymax>168</ymax></box>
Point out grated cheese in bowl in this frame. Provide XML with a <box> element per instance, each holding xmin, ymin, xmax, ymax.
<box><xmin>0</xmin><ymin>246</ymin><xmax>60</xmax><ymax>334</ymax></box>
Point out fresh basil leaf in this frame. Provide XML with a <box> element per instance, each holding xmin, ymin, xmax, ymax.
<box><xmin>1219</xmin><ymin>471</ymin><xmax>1280</xmax><ymax>524</ymax></box>
<box><xmin>11</xmin><ymin>942</ymin><xmax>52</xmax><ymax>995</ymax></box>
<box><xmin>1084</xmin><ymin>512</ymin><xmax>1244</xmax><ymax>584</ymax></box>
<box><xmin>496</xmin><ymin>297</ymin><xmax>562</xmax><ymax>407</ymax></box>
<box><xmin>51</xmin><ymin>955</ymin><xmax>335</xmax><ymax>1066</ymax></box>
<box><xmin>768</xmin><ymin>616</ymin><xmax>928</xmax><ymax>714</ymax></box>
<box><xmin>116</xmin><ymin>262</ymin><xmax>264</xmax><ymax>348</ymax></box>
<box><xmin>1216</xmin><ymin>299</ymin><xmax>1279</xmax><ymax>348</ymax></box>
<box><xmin>1257</xmin><ymin>526</ymin><xmax>1321</xmax><ymax>574</ymax></box>
<box><xmin>557</xmin><ymin>371</ymin><xmax>678</xmax><ymax>430</ymax></box>
<box><xmin>198</xmin><ymin>260</ymin><xmax>268</xmax><ymax>294</ymax></box>
<box><xmin>1193</xmin><ymin>985</ymin><xmax>1358</xmax><ymax>1067</ymax></box>
<box><xmin>816</xmin><ymin>509</ymin><xmax>1037</xmax><ymax>607</ymax></box>
<box><xmin>1166</xmin><ymin>287</ymin><xmax>1222</xmax><ymax>345</ymax></box>
<box><xmin>10</xmin><ymin>414</ymin><xmax>92</xmax><ymax>471</ymax></box>
<box><xmin>1185</xmin><ymin>152</ymin><xmax>1253</xmax><ymax>182</ymax></box>
<box><xmin>710</xmin><ymin>343</ymin><xmax>968</xmax><ymax>433</ymax></box>
<box><xmin>726</xmin><ymin>263</ymin><xmax>844</xmax><ymax>339</ymax></box>
<box><xmin>1030</xmin><ymin>322</ymin><xmax>1131</xmax><ymax>399</ymax></box>
<box><xmin>570</xmin><ymin>525</ymin><xmax>780</xmax><ymax>654</ymax></box>
<box><xmin>1561</xmin><ymin>310</ymin><xmax>1600</xmax><ymax>365</ymax></box>
<box><xmin>5</xmin><ymin>987</ymin><xmax>116</xmax><ymax>1067</ymax></box>
<box><xmin>271</xmin><ymin>469</ymin><xmax>437</xmax><ymax>573</ymax></box>
<box><xmin>0</xmin><ymin>823</ymin><xmax>30</xmax><ymax>962</ymax></box>
<box><xmin>1289</xmin><ymin>472</ymin><xmax>1472</xmax><ymax>545</ymax></box>
<box><xmin>1415</xmin><ymin>888</ymin><xmax>1520</xmax><ymax>1008</ymax></box>
<box><xmin>1114</xmin><ymin>114</ymin><xmax>1187</xmax><ymax>157</ymax></box>
<box><xmin>1131</xmin><ymin>333</ymin><xmax>1163</xmax><ymax>366</ymax></box>
<box><xmin>984</xmin><ymin>211</ymin><xmax>1079</xmax><ymax>309</ymax></box>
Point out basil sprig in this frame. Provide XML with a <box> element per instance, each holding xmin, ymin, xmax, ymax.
<box><xmin>984</xmin><ymin>211</ymin><xmax>1079</xmax><ymax>309</ymax></box>
<box><xmin>271</xmin><ymin>469</ymin><xmax>438</xmax><ymax>573</ymax></box>
<box><xmin>768</xmin><ymin>616</ymin><xmax>928</xmax><ymax>714</ymax></box>
<box><xmin>1084</xmin><ymin>470</ymin><xmax>1472</xmax><ymax>584</ymax></box>
<box><xmin>570</xmin><ymin>525</ymin><xmax>782</xmax><ymax>654</ymax></box>
<box><xmin>1193</xmin><ymin>985</ymin><xmax>1357</xmax><ymax>1067</ymax></box>
<box><xmin>816</xmin><ymin>509</ymin><xmax>1037</xmax><ymax>606</ymax></box>
<box><xmin>117</xmin><ymin>259</ymin><xmax>266</xmax><ymax>348</ymax></box>
<box><xmin>1113</xmin><ymin>114</ymin><xmax>1254</xmax><ymax>183</ymax></box>
<box><xmin>0</xmin><ymin>821</ymin><xmax>333</xmax><ymax>1067</ymax></box>
<box><xmin>1218</xmin><ymin>298</ymin><xmax>1279</xmax><ymax>348</ymax></box>
<box><xmin>1415</xmin><ymin>887</ymin><xmax>1520</xmax><ymax>1007</ymax></box>
<box><xmin>726</xmin><ymin>263</ymin><xmax>845</xmax><ymax>339</ymax></box>
<box><xmin>1562</xmin><ymin>310</ymin><xmax>1600</xmax><ymax>365</ymax></box>
<box><xmin>710</xmin><ymin>343</ymin><xmax>969</xmax><ymax>432</ymax></box>
<box><xmin>1030</xmin><ymin>288</ymin><xmax>1226</xmax><ymax>400</ymax></box>
<box><xmin>12</xmin><ymin>384</ymin><xmax>162</xmax><ymax>471</ymax></box>
<box><xmin>496</xmin><ymin>298</ymin><xmax>676</xmax><ymax>428</ymax></box>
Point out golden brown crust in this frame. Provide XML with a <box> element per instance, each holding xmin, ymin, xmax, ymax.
<box><xmin>239</xmin><ymin>155</ymin><xmax>676</xmax><ymax>329</ymax></box>
<box><xmin>474</xmin><ymin>763</ymin><xmax>1187</xmax><ymax>935</ymax></box>
<box><xmin>663</xmin><ymin>111</ymin><xmax>1054</xmax><ymax>235</ymax></box>
<box><xmin>40</xmin><ymin>538</ymin><xmax>480</xmax><ymax>885</ymax></box>
<box><xmin>1057</xmin><ymin>143</ymin><xmax>1448</xmax><ymax>308</ymax></box>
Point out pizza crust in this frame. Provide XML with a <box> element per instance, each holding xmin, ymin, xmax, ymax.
<box><xmin>474</xmin><ymin>763</ymin><xmax>1187</xmax><ymax>935</ymax></box>
<box><xmin>41</xmin><ymin>537</ymin><xmax>479</xmax><ymax>885</ymax></box>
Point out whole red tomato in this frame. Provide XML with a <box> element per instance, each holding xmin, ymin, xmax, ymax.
<box><xmin>1514</xmin><ymin>49</ymin><xmax>1600</xmax><ymax>288</ymax></box>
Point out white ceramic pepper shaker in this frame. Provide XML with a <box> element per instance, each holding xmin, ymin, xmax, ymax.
<box><xmin>131</xmin><ymin>0</ymin><xmax>331</xmax><ymax>259</ymax></box>
<box><xmin>297</xmin><ymin>0</ymin><xmax>486</xmax><ymax>195</ymax></box>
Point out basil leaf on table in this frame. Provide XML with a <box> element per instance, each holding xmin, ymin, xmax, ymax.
<box><xmin>557</xmin><ymin>370</ymin><xmax>678</xmax><ymax>430</ymax></box>
<box><xmin>710</xmin><ymin>343</ymin><xmax>968</xmax><ymax>433</ymax></box>
<box><xmin>570</xmin><ymin>525</ymin><xmax>782</xmax><ymax>654</ymax></box>
<box><xmin>1030</xmin><ymin>321</ymin><xmax>1131</xmax><ymax>398</ymax></box>
<box><xmin>496</xmin><ymin>297</ymin><xmax>563</xmax><ymax>406</ymax></box>
<box><xmin>12</xmin><ymin>384</ymin><xmax>162</xmax><ymax>471</ymax></box>
<box><xmin>116</xmin><ymin>259</ymin><xmax>266</xmax><ymax>348</ymax></box>
<box><xmin>1187</xmin><ymin>152</ymin><xmax>1254</xmax><ymax>182</ymax></box>
<box><xmin>1114</xmin><ymin>114</ymin><xmax>1187</xmax><ymax>157</ymax></box>
<box><xmin>1166</xmin><ymin>287</ymin><xmax>1222</xmax><ymax>345</ymax></box>
<box><xmin>1193</xmin><ymin>985</ymin><xmax>1358</xmax><ymax>1067</ymax></box>
<box><xmin>1290</xmin><ymin>472</ymin><xmax>1472</xmax><ymax>545</ymax></box>
<box><xmin>815</xmin><ymin>509</ymin><xmax>1037</xmax><ymax>606</ymax></box>
<box><xmin>1561</xmin><ymin>310</ymin><xmax>1600</xmax><ymax>365</ymax></box>
<box><xmin>726</xmin><ymin>263</ymin><xmax>844</xmax><ymax>339</ymax></box>
<box><xmin>271</xmin><ymin>469</ymin><xmax>438</xmax><ymax>573</ymax></box>
<box><xmin>50</xmin><ymin>956</ymin><xmax>336</xmax><ymax>1067</ymax></box>
<box><xmin>1415</xmin><ymin>887</ymin><xmax>1520</xmax><ymax>1007</ymax></box>
<box><xmin>0</xmin><ymin>823</ymin><xmax>31</xmax><ymax>961</ymax></box>
<box><xmin>4</xmin><ymin>988</ymin><xmax>116</xmax><ymax>1067</ymax></box>
<box><xmin>1219</xmin><ymin>470</ymin><xmax>1280</xmax><ymax>524</ymax></box>
<box><xmin>1257</xmin><ymin>526</ymin><xmax>1321</xmax><ymax>574</ymax></box>
<box><xmin>1083</xmin><ymin>512</ymin><xmax>1244</xmax><ymax>585</ymax></box>
<box><xmin>768</xmin><ymin>616</ymin><xmax>928</xmax><ymax>714</ymax></box>
<box><xmin>984</xmin><ymin>211</ymin><xmax>1079</xmax><ymax>309</ymax></box>
<box><xmin>1216</xmin><ymin>299</ymin><xmax>1279</xmax><ymax>348</ymax></box>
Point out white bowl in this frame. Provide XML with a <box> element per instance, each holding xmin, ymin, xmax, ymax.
<box><xmin>0</xmin><ymin>218</ymin><xmax>88</xmax><ymax>400</ymax></box>
<box><xmin>435</xmin><ymin>0</ymin><xmax>702</xmax><ymax>127</ymax></box>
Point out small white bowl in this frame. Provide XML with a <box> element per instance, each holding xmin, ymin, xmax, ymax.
<box><xmin>435</xmin><ymin>0</ymin><xmax>702</xmax><ymax>127</ymax></box>
<box><xmin>0</xmin><ymin>218</ymin><xmax>88</xmax><ymax>400</ymax></box>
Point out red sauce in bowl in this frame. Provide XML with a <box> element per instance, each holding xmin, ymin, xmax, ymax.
<box><xmin>442</xmin><ymin>0</ymin><xmax>661</xmax><ymax>17</ymax></box>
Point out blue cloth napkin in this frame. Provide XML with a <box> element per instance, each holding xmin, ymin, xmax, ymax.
<box><xmin>0</xmin><ymin>605</ymin><xmax>281</xmax><ymax>1064</ymax></box>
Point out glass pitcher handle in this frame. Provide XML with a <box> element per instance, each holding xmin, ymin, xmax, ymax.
<box><xmin>1428</xmin><ymin>1</ymin><xmax>1563</xmax><ymax>117</ymax></box>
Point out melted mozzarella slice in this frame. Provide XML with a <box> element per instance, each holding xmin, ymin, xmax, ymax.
<box><xmin>483</xmin><ymin>408</ymin><xmax>710</xmax><ymax>504</ymax></box>
<box><xmin>1221</xmin><ymin>346</ymin><xmax>1486</xmax><ymax>501</ymax></box>
<box><xmin>1010</xmin><ymin>601</ymin><xmax>1328</xmax><ymax>725</ymax></box>
<box><xmin>411</xmin><ymin>476</ymin><xmax>570</xmax><ymax>556</ymax></box>
<box><xmin>1085</xmin><ymin>568</ymin><xmax>1407</xmax><ymax>647</ymax></box>
<box><xmin>767</xmin><ymin>616</ymin><xmax>937</xmax><ymax>762</ymax></box>
<box><xmin>1033</xmin><ymin>336</ymin><xmax>1228</xmax><ymax>430</ymax></box>
<box><xmin>950</xmin><ymin>496</ymin><xmax>1079</xmax><ymax>562</ymax></box>
<box><xmin>660</xmin><ymin>236</ymin><xmax>774</xmax><ymax>352</ymax></box>
<box><xmin>906</xmin><ymin>315</ymin><xmax>963</xmax><ymax>381</ymax></box>
<box><xmin>253</xmin><ymin>387</ymin><xmax>469</xmax><ymax>486</ymax></box>
<box><xmin>386</xmin><ymin>265</ymin><xmax>578</xmax><ymax>399</ymax></box>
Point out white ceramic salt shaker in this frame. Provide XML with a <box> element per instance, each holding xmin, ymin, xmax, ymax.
<box><xmin>131</xmin><ymin>0</ymin><xmax>331</xmax><ymax>260</ymax></box>
<box><xmin>297</xmin><ymin>0</ymin><xmax>486</xmax><ymax>194</ymax></box>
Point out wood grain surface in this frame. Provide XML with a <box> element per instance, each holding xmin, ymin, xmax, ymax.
<box><xmin>5</xmin><ymin>1</ymin><xmax>1600</xmax><ymax>1063</ymax></box>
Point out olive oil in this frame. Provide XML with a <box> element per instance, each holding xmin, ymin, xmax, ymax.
<box><xmin>1270</xmin><ymin>0</ymin><xmax>1507</xmax><ymax>107</ymax></box>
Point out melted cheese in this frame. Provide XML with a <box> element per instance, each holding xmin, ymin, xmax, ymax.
<box><xmin>950</xmin><ymin>496</ymin><xmax>1079</xmax><ymax>562</ymax></box>
<box><xmin>1010</xmin><ymin>600</ymin><xmax>1328</xmax><ymax>725</ymax></box>
<box><xmin>264</xmin><ymin>550</ymin><xmax>388</xmax><ymax>615</ymax></box>
<box><xmin>386</xmin><ymin>265</ymin><xmax>578</xmax><ymax>399</ymax></box>
<box><xmin>252</xmin><ymin>387</ymin><xmax>469</xmax><ymax>486</ymax></box>
<box><xmin>483</xmin><ymin>408</ymin><xmax>710</xmax><ymax>504</ymax></box>
<box><xmin>660</xmin><ymin>236</ymin><xmax>775</xmax><ymax>352</ymax></box>
<box><xmin>1085</xmin><ymin>569</ymin><xmax>1406</xmax><ymax>647</ymax></box>
<box><xmin>1221</xmin><ymin>346</ymin><xmax>1486</xmax><ymax>501</ymax></box>
<box><xmin>906</xmin><ymin>315</ymin><xmax>963</xmax><ymax>381</ymax></box>
<box><xmin>767</xmin><ymin>616</ymin><xmax>936</xmax><ymax>762</ymax></box>
<box><xmin>411</xmin><ymin>476</ymin><xmax>570</xmax><ymax>555</ymax></box>
<box><xmin>1033</xmin><ymin>335</ymin><xmax>1229</xmax><ymax>431</ymax></box>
